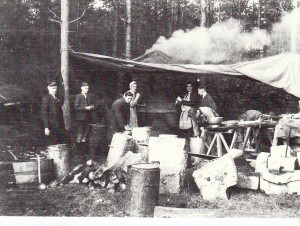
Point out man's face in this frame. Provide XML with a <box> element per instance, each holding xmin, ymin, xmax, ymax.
<box><xmin>131</xmin><ymin>84</ymin><xmax>137</xmax><ymax>92</ymax></box>
<box><xmin>186</xmin><ymin>84</ymin><xmax>192</xmax><ymax>92</ymax></box>
<box><xmin>48</xmin><ymin>86</ymin><xmax>58</xmax><ymax>96</ymax></box>
<box><xmin>198</xmin><ymin>88</ymin><xmax>205</xmax><ymax>96</ymax></box>
<box><xmin>81</xmin><ymin>86</ymin><xmax>89</xmax><ymax>94</ymax></box>
<box><xmin>124</xmin><ymin>96</ymin><xmax>133</xmax><ymax>103</ymax></box>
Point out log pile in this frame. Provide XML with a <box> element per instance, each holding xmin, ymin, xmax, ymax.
<box><xmin>49</xmin><ymin>150</ymin><xmax>144</xmax><ymax>193</ymax></box>
<box><xmin>49</xmin><ymin>160</ymin><xmax>127</xmax><ymax>193</ymax></box>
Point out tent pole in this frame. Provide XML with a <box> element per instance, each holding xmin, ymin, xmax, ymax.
<box><xmin>61</xmin><ymin>0</ymin><xmax>71</xmax><ymax>131</ymax></box>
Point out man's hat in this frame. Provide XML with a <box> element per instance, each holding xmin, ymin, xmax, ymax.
<box><xmin>81</xmin><ymin>82</ymin><xmax>89</xmax><ymax>87</ymax></box>
<box><xmin>129</xmin><ymin>81</ymin><xmax>137</xmax><ymax>88</ymax></box>
<box><xmin>47</xmin><ymin>80</ymin><xmax>58</xmax><ymax>87</ymax></box>
<box><xmin>198</xmin><ymin>83</ymin><xmax>206</xmax><ymax>89</ymax></box>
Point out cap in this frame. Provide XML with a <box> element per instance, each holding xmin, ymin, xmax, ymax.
<box><xmin>47</xmin><ymin>80</ymin><xmax>58</xmax><ymax>87</ymax></box>
<box><xmin>81</xmin><ymin>82</ymin><xmax>89</xmax><ymax>87</ymax></box>
<box><xmin>198</xmin><ymin>83</ymin><xmax>206</xmax><ymax>89</ymax></box>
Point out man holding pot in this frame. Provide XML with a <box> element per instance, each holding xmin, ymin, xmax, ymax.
<box><xmin>175</xmin><ymin>82</ymin><xmax>199</xmax><ymax>137</ymax></box>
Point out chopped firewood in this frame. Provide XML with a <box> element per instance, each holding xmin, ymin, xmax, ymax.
<box><xmin>110</xmin><ymin>151</ymin><xmax>143</xmax><ymax>172</ymax></box>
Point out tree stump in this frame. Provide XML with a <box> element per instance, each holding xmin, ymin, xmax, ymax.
<box><xmin>192</xmin><ymin>154</ymin><xmax>237</xmax><ymax>200</ymax></box>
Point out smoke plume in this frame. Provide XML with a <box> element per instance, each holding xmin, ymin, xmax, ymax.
<box><xmin>146</xmin><ymin>8</ymin><xmax>300</xmax><ymax>64</ymax></box>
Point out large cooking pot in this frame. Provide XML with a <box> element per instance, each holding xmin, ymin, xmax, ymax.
<box><xmin>207</xmin><ymin>117</ymin><xmax>223</xmax><ymax>125</ymax></box>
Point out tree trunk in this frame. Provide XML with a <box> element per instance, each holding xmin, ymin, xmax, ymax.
<box><xmin>257</xmin><ymin>0</ymin><xmax>261</xmax><ymax>28</ymax></box>
<box><xmin>200</xmin><ymin>0</ymin><xmax>206</xmax><ymax>27</ymax></box>
<box><xmin>61</xmin><ymin>0</ymin><xmax>71</xmax><ymax>131</ymax></box>
<box><xmin>291</xmin><ymin>0</ymin><xmax>299</xmax><ymax>52</ymax></box>
<box><xmin>113</xmin><ymin>0</ymin><xmax>119</xmax><ymax>57</ymax></box>
<box><xmin>125</xmin><ymin>0</ymin><xmax>131</xmax><ymax>59</ymax></box>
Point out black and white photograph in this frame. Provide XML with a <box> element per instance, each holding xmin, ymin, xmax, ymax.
<box><xmin>1</xmin><ymin>0</ymin><xmax>300</xmax><ymax>223</ymax></box>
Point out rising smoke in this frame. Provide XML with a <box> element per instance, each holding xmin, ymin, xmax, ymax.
<box><xmin>146</xmin><ymin>8</ymin><xmax>300</xmax><ymax>64</ymax></box>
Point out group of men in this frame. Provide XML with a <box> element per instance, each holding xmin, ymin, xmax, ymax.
<box><xmin>40</xmin><ymin>80</ymin><xmax>140</xmax><ymax>150</ymax></box>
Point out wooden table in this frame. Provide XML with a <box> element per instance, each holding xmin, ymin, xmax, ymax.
<box><xmin>200</xmin><ymin>121</ymin><xmax>277</xmax><ymax>157</ymax></box>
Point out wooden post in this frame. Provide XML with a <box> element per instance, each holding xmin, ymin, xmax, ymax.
<box><xmin>61</xmin><ymin>0</ymin><xmax>71</xmax><ymax>131</ymax></box>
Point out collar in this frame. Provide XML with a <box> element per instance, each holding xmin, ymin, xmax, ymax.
<box><xmin>202</xmin><ymin>91</ymin><xmax>207</xmax><ymax>98</ymax></box>
<box><xmin>50</xmin><ymin>93</ymin><xmax>57</xmax><ymax>99</ymax></box>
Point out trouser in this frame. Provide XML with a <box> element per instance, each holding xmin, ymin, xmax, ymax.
<box><xmin>76</xmin><ymin>120</ymin><xmax>91</xmax><ymax>143</ymax></box>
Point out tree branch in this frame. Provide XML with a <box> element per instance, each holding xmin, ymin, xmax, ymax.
<box><xmin>48</xmin><ymin>7</ymin><xmax>60</xmax><ymax>21</ymax></box>
<box><xmin>69</xmin><ymin>7</ymin><xmax>87</xmax><ymax>24</ymax></box>
<box><xmin>49</xmin><ymin>18</ymin><xmax>61</xmax><ymax>24</ymax></box>
<box><xmin>277</xmin><ymin>1</ymin><xmax>287</xmax><ymax>15</ymax></box>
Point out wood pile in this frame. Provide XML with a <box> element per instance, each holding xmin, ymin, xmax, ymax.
<box><xmin>49</xmin><ymin>150</ymin><xmax>143</xmax><ymax>193</ymax></box>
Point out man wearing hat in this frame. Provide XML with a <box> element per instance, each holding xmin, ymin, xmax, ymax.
<box><xmin>41</xmin><ymin>80</ymin><xmax>66</xmax><ymax>145</ymax></box>
<box><xmin>127</xmin><ymin>81</ymin><xmax>140</xmax><ymax>128</ymax></box>
<box><xmin>197</xmin><ymin>83</ymin><xmax>217</xmax><ymax>113</ymax></box>
<box><xmin>74</xmin><ymin>82</ymin><xmax>95</xmax><ymax>143</ymax></box>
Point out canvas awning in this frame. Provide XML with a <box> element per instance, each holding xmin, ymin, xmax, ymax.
<box><xmin>0</xmin><ymin>81</ymin><xmax>31</xmax><ymax>105</ymax></box>
<box><xmin>70</xmin><ymin>51</ymin><xmax>300</xmax><ymax>98</ymax></box>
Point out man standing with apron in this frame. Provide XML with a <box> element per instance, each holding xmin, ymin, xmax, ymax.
<box><xmin>175</xmin><ymin>82</ymin><xmax>199</xmax><ymax>137</ymax></box>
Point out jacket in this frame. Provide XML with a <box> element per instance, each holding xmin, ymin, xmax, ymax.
<box><xmin>74</xmin><ymin>93</ymin><xmax>92</xmax><ymax>121</ymax></box>
<box><xmin>111</xmin><ymin>97</ymin><xmax>130</xmax><ymax>132</ymax></box>
<box><xmin>178</xmin><ymin>91</ymin><xmax>199</xmax><ymax>108</ymax></box>
<box><xmin>200</xmin><ymin>93</ymin><xmax>217</xmax><ymax>113</ymax></box>
<box><xmin>41</xmin><ymin>94</ymin><xmax>64</xmax><ymax>129</ymax></box>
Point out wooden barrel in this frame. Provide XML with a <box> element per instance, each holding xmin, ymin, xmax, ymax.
<box><xmin>125</xmin><ymin>163</ymin><xmax>160</xmax><ymax>217</ymax></box>
<box><xmin>159</xmin><ymin>134</ymin><xmax>178</xmax><ymax>139</ymax></box>
<box><xmin>0</xmin><ymin>162</ymin><xmax>16</xmax><ymax>187</ymax></box>
<box><xmin>89</xmin><ymin>124</ymin><xmax>108</xmax><ymax>153</ymax></box>
<box><xmin>12</xmin><ymin>159</ymin><xmax>54</xmax><ymax>184</ymax></box>
<box><xmin>46</xmin><ymin>144</ymin><xmax>70</xmax><ymax>178</ymax></box>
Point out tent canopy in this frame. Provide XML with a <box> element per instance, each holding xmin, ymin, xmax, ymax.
<box><xmin>70</xmin><ymin>51</ymin><xmax>300</xmax><ymax>98</ymax></box>
<box><xmin>0</xmin><ymin>80</ymin><xmax>31</xmax><ymax>105</ymax></box>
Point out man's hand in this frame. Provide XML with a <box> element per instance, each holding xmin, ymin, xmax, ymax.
<box><xmin>85</xmin><ymin>105</ymin><xmax>94</xmax><ymax>110</ymax></box>
<box><xmin>45</xmin><ymin>128</ymin><xmax>50</xmax><ymax>136</ymax></box>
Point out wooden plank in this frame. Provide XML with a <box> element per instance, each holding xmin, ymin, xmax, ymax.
<box><xmin>154</xmin><ymin>206</ymin><xmax>287</xmax><ymax>218</ymax></box>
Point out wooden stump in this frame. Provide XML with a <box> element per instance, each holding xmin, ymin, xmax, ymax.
<box><xmin>125</xmin><ymin>163</ymin><xmax>160</xmax><ymax>217</ymax></box>
<box><xmin>192</xmin><ymin>154</ymin><xmax>237</xmax><ymax>200</ymax></box>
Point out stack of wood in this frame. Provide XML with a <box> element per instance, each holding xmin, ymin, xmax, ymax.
<box><xmin>49</xmin><ymin>150</ymin><xmax>143</xmax><ymax>193</ymax></box>
<box><xmin>48</xmin><ymin>160</ymin><xmax>127</xmax><ymax>193</ymax></box>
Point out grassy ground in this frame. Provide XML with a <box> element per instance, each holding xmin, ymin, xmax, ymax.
<box><xmin>1</xmin><ymin>109</ymin><xmax>300</xmax><ymax>218</ymax></box>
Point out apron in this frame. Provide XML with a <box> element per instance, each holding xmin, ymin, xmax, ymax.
<box><xmin>129</xmin><ymin>92</ymin><xmax>138</xmax><ymax>128</ymax></box>
<box><xmin>179</xmin><ymin>93</ymin><xmax>192</xmax><ymax>130</ymax></box>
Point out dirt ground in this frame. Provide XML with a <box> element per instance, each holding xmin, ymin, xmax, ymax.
<box><xmin>1</xmin><ymin>108</ymin><xmax>300</xmax><ymax>218</ymax></box>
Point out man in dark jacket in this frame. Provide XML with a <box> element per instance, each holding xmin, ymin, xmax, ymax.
<box><xmin>111</xmin><ymin>91</ymin><xmax>133</xmax><ymax>134</ymax></box>
<box><xmin>41</xmin><ymin>81</ymin><xmax>66</xmax><ymax>145</ymax></box>
<box><xmin>74</xmin><ymin>82</ymin><xmax>95</xmax><ymax>143</ymax></box>
<box><xmin>197</xmin><ymin>83</ymin><xmax>217</xmax><ymax>113</ymax></box>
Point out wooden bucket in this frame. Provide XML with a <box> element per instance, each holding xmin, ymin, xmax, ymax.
<box><xmin>125</xmin><ymin>163</ymin><xmax>160</xmax><ymax>217</ymax></box>
<box><xmin>46</xmin><ymin>144</ymin><xmax>70</xmax><ymax>178</ymax></box>
<box><xmin>89</xmin><ymin>124</ymin><xmax>107</xmax><ymax>149</ymax></box>
<box><xmin>12</xmin><ymin>159</ymin><xmax>54</xmax><ymax>184</ymax></box>
<box><xmin>0</xmin><ymin>162</ymin><xmax>16</xmax><ymax>187</ymax></box>
<box><xmin>189</xmin><ymin>137</ymin><xmax>205</xmax><ymax>165</ymax></box>
<box><xmin>132</xmin><ymin>126</ymin><xmax>151</xmax><ymax>144</ymax></box>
